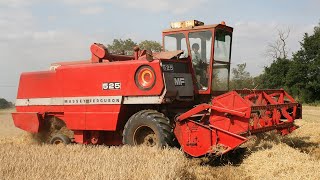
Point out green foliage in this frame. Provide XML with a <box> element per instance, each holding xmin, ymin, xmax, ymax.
<box><xmin>229</xmin><ymin>63</ymin><xmax>255</xmax><ymax>90</ymax></box>
<box><xmin>256</xmin><ymin>23</ymin><xmax>320</xmax><ymax>103</ymax></box>
<box><xmin>258</xmin><ymin>58</ymin><xmax>291</xmax><ymax>90</ymax></box>
<box><xmin>285</xmin><ymin>24</ymin><xmax>320</xmax><ymax>103</ymax></box>
<box><xmin>107</xmin><ymin>39</ymin><xmax>162</xmax><ymax>55</ymax></box>
<box><xmin>138</xmin><ymin>40</ymin><xmax>162</xmax><ymax>52</ymax></box>
<box><xmin>0</xmin><ymin>98</ymin><xmax>13</xmax><ymax>109</ymax></box>
<box><xmin>107</xmin><ymin>39</ymin><xmax>137</xmax><ymax>55</ymax></box>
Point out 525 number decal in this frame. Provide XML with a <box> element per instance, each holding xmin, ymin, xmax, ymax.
<box><xmin>102</xmin><ymin>82</ymin><xmax>121</xmax><ymax>90</ymax></box>
<box><xmin>162</xmin><ymin>64</ymin><xmax>174</xmax><ymax>72</ymax></box>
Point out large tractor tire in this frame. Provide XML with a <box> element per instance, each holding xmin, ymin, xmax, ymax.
<box><xmin>122</xmin><ymin>110</ymin><xmax>174</xmax><ymax>147</ymax></box>
<box><xmin>50</xmin><ymin>134</ymin><xmax>71</xmax><ymax>145</ymax></box>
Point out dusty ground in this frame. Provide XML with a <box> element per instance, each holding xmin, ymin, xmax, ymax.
<box><xmin>0</xmin><ymin>106</ymin><xmax>319</xmax><ymax>180</ymax></box>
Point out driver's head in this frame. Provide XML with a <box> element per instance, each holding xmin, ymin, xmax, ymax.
<box><xmin>192</xmin><ymin>43</ymin><xmax>199</xmax><ymax>52</ymax></box>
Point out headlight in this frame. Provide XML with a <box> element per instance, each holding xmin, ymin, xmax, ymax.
<box><xmin>135</xmin><ymin>65</ymin><xmax>156</xmax><ymax>90</ymax></box>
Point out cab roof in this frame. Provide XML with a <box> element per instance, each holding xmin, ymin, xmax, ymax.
<box><xmin>162</xmin><ymin>24</ymin><xmax>233</xmax><ymax>33</ymax></box>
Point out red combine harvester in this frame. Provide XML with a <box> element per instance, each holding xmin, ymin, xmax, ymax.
<box><xmin>12</xmin><ymin>20</ymin><xmax>302</xmax><ymax>157</ymax></box>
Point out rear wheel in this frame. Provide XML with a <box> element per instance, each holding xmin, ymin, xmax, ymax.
<box><xmin>50</xmin><ymin>134</ymin><xmax>71</xmax><ymax>145</ymax></box>
<box><xmin>122</xmin><ymin>110</ymin><xmax>174</xmax><ymax>147</ymax></box>
<box><xmin>35</xmin><ymin>116</ymin><xmax>73</xmax><ymax>144</ymax></box>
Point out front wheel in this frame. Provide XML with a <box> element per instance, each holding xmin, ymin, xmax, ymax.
<box><xmin>122</xmin><ymin>110</ymin><xmax>174</xmax><ymax>147</ymax></box>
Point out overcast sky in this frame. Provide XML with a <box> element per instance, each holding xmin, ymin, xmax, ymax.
<box><xmin>0</xmin><ymin>0</ymin><xmax>319</xmax><ymax>101</ymax></box>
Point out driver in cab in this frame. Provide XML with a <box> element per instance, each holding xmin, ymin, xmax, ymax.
<box><xmin>191</xmin><ymin>43</ymin><xmax>208</xmax><ymax>89</ymax></box>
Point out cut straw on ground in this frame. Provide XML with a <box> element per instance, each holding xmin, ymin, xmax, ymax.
<box><xmin>0</xmin><ymin>106</ymin><xmax>319</xmax><ymax>180</ymax></box>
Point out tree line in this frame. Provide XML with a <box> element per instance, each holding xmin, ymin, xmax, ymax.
<box><xmin>0</xmin><ymin>98</ymin><xmax>13</xmax><ymax>109</ymax></box>
<box><xmin>231</xmin><ymin>23</ymin><xmax>320</xmax><ymax>103</ymax></box>
<box><xmin>107</xmin><ymin>39</ymin><xmax>162</xmax><ymax>55</ymax></box>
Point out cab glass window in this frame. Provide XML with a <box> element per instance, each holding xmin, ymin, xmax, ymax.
<box><xmin>164</xmin><ymin>33</ymin><xmax>188</xmax><ymax>58</ymax></box>
<box><xmin>188</xmin><ymin>30</ymin><xmax>213</xmax><ymax>90</ymax></box>
<box><xmin>212</xmin><ymin>65</ymin><xmax>229</xmax><ymax>91</ymax></box>
<box><xmin>214</xmin><ymin>29</ymin><xmax>232</xmax><ymax>62</ymax></box>
<box><xmin>212</xmin><ymin>29</ymin><xmax>232</xmax><ymax>91</ymax></box>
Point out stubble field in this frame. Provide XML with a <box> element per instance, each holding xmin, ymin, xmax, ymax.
<box><xmin>0</xmin><ymin>106</ymin><xmax>319</xmax><ymax>180</ymax></box>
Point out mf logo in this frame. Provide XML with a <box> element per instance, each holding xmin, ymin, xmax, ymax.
<box><xmin>174</xmin><ymin>77</ymin><xmax>185</xmax><ymax>86</ymax></box>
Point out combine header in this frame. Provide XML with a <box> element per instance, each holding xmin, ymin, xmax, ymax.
<box><xmin>175</xmin><ymin>89</ymin><xmax>301</xmax><ymax>156</ymax></box>
<box><xmin>12</xmin><ymin>20</ymin><xmax>302</xmax><ymax>157</ymax></box>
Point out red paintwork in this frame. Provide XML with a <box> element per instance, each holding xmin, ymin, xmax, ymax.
<box><xmin>14</xmin><ymin>58</ymin><xmax>165</xmax><ymax>137</ymax></box>
<box><xmin>17</xmin><ymin>60</ymin><xmax>164</xmax><ymax>99</ymax></box>
<box><xmin>174</xmin><ymin>120</ymin><xmax>248</xmax><ymax>157</ymax></box>
<box><xmin>62</xmin><ymin>111</ymin><xmax>120</xmax><ymax>130</ymax></box>
<box><xmin>17</xmin><ymin>60</ymin><xmax>164</xmax><ymax>131</ymax></box>
<box><xmin>12</xmin><ymin>21</ymin><xmax>301</xmax><ymax>158</ymax></box>
<box><xmin>176</xmin><ymin>104</ymin><xmax>211</xmax><ymax>121</ymax></box>
<box><xmin>14</xmin><ymin>58</ymin><xmax>165</xmax><ymax>139</ymax></box>
<box><xmin>12</xmin><ymin>113</ymin><xmax>40</xmax><ymax>133</ymax></box>
<box><xmin>174</xmin><ymin>89</ymin><xmax>301</xmax><ymax>157</ymax></box>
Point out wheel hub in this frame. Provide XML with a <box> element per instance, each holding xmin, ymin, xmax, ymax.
<box><xmin>53</xmin><ymin>139</ymin><xmax>63</xmax><ymax>145</ymax></box>
<box><xmin>134</xmin><ymin>126</ymin><xmax>157</xmax><ymax>147</ymax></box>
<box><xmin>144</xmin><ymin>133</ymin><xmax>156</xmax><ymax>146</ymax></box>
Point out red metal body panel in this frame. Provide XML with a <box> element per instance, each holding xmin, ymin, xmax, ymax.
<box><xmin>63</xmin><ymin>113</ymin><xmax>86</xmax><ymax>130</ymax></box>
<box><xmin>16</xmin><ymin>105</ymin><xmax>63</xmax><ymax>113</ymax></box>
<box><xmin>74</xmin><ymin>130</ymin><xmax>85</xmax><ymax>144</ymax></box>
<box><xmin>174</xmin><ymin>120</ymin><xmax>247</xmax><ymax>157</ymax></box>
<box><xmin>58</xmin><ymin>60</ymin><xmax>164</xmax><ymax>97</ymax></box>
<box><xmin>12</xmin><ymin>113</ymin><xmax>40</xmax><ymax>133</ymax></box>
<box><xmin>85</xmin><ymin>112</ymin><xmax>119</xmax><ymax>130</ymax></box>
<box><xmin>62</xmin><ymin>111</ymin><xmax>120</xmax><ymax>131</ymax></box>
<box><xmin>174</xmin><ymin>89</ymin><xmax>301</xmax><ymax>157</ymax></box>
<box><xmin>17</xmin><ymin>71</ymin><xmax>59</xmax><ymax>98</ymax></box>
<box><xmin>14</xmin><ymin>58</ymin><xmax>165</xmax><ymax>140</ymax></box>
<box><xmin>17</xmin><ymin>60</ymin><xmax>164</xmax><ymax>99</ymax></box>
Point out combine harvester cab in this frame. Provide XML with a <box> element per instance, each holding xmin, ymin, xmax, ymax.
<box><xmin>12</xmin><ymin>20</ymin><xmax>302</xmax><ymax>158</ymax></box>
<box><xmin>175</xmin><ymin>89</ymin><xmax>302</xmax><ymax>157</ymax></box>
